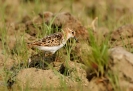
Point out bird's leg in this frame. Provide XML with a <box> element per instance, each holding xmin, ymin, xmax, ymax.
<box><xmin>43</xmin><ymin>51</ymin><xmax>53</xmax><ymax>57</ymax></box>
<box><xmin>43</xmin><ymin>51</ymin><xmax>55</xmax><ymax>62</ymax></box>
<box><xmin>52</xmin><ymin>52</ymin><xmax>57</xmax><ymax>61</ymax></box>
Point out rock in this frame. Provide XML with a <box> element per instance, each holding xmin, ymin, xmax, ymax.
<box><xmin>109</xmin><ymin>47</ymin><xmax>133</xmax><ymax>65</ymax></box>
<box><xmin>109</xmin><ymin>47</ymin><xmax>133</xmax><ymax>91</ymax></box>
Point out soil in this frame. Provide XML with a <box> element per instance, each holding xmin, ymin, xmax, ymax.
<box><xmin>110</xmin><ymin>24</ymin><xmax>133</xmax><ymax>47</ymax></box>
<box><xmin>1</xmin><ymin>0</ymin><xmax>133</xmax><ymax>91</ymax></box>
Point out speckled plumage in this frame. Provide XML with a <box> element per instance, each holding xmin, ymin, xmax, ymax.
<box><xmin>28</xmin><ymin>28</ymin><xmax>76</xmax><ymax>54</ymax></box>
<box><xmin>32</xmin><ymin>32</ymin><xmax>63</xmax><ymax>47</ymax></box>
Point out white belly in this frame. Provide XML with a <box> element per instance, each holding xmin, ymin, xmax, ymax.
<box><xmin>37</xmin><ymin>43</ymin><xmax>64</xmax><ymax>54</ymax></box>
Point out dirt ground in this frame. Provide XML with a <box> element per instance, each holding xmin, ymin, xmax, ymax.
<box><xmin>0</xmin><ymin>0</ymin><xmax>133</xmax><ymax>91</ymax></box>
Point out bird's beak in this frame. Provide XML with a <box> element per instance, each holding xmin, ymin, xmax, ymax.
<box><xmin>74</xmin><ymin>37</ymin><xmax>79</xmax><ymax>43</ymax></box>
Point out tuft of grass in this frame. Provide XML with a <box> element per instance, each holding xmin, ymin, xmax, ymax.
<box><xmin>84</xmin><ymin>28</ymin><xmax>109</xmax><ymax>77</ymax></box>
<box><xmin>107</xmin><ymin>71</ymin><xmax>121</xmax><ymax>91</ymax></box>
<box><xmin>12</xmin><ymin>33</ymin><xmax>29</xmax><ymax>65</ymax></box>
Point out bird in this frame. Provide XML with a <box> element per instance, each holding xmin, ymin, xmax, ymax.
<box><xmin>28</xmin><ymin>28</ymin><xmax>77</xmax><ymax>54</ymax></box>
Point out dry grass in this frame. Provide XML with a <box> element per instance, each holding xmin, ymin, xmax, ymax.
<box><xmin>0</xmin><ymin>0</ymin><xmax>133</xmax><ymax>91</ymax></box>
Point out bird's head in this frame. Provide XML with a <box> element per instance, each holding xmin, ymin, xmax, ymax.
<box><xmin>64</xmin><ymin>28</ymin><xmax>78</xmax><ymax>42</ymax></box>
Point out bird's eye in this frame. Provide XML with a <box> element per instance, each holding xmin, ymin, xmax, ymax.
<box><xmin>72</xmin><ymin>31</ymin><xmax>74</xmax><ymax>35</ymax></box>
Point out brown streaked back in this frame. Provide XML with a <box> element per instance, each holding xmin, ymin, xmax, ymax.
<box><xmin>30</xmin><ymin>32</ymin><xmax>63</xmax><ymax>47</ymax></box>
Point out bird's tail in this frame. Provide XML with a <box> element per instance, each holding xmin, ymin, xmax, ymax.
<box><xmin>27</xmin><ymin>42</ymin><xmax>38</xmax><ymax>50</ymax></box>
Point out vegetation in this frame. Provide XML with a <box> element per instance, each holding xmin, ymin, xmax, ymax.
<box><xmin>0</xmin><ymin>0</ymin><xmax>133</xmax><ymax>91</ymax></box>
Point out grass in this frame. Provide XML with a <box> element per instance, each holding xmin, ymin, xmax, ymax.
<box><xmin>108</xmin><ymin>70</ymin><xmax>121</xmax><ymax>91</ymax></box>
<box><xmin>0</xmin><ymin>0</ymin><xmax>133</xmax><ymax>91</ymax></box>
<box><xmin>84</xmin><ymin>28</ymin><xmax>109</xmax><ymax>77</ymax></box>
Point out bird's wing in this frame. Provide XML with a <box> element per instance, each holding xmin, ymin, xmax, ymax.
<box><xmin>31</xmin><ymin>32</ymin><xmax>63</xmax><ymax>47</ymax></box>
